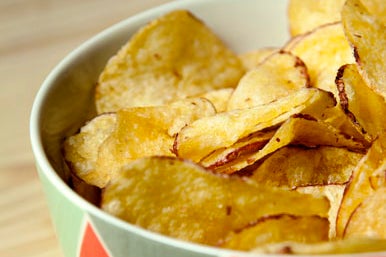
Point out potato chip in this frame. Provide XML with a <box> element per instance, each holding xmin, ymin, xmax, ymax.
<box><xmin>336</xmin><ymin>137</ymin><xmax>386</xmax><ymax>237</ymax></box>
<box><xmin>288</xmin><ymin>0</ymin><xmax>345</xmax><ymax>36</ymax></box>
<box><xmin>196</xmin><ymin>88</ymin><xmax>233</xmax><ymax>113</ymax></box>
<box><xmin>285</xmin><ymin>22</ymin><xmax>355</xmax><ymax>97</ymax></box>
<box><xmin>101</xmin><ymin>157</ymin><xmax>329</xmax><ymax>246</ymax></box>
<box><xmin>288</xmin><ymin>0</ymin><xmax>386</xmax><ymax>36</ymax></box>
<box><xmin>341</xmin><ymin>0</ymin><xmax>386</xmax><ymax>99</ymax></box>
<box><xmin>362</xmin><ymin>0</ymin><xmax>386</xmax><ymax>24</ymax></box>
<box><xmin>227</xmin><ymin>51</ymin><xmax>310</xmax><ymax>110</ymax></box>
<box><xmin>222</xmin><ymin>214</ymin><xmax>329</xmax><ymax>251</ymax></box>
<box><xmin>250</xmin><ymin>146</ymin><xmax>363</xmax><ymax>188</ymax></box>
<box><xmin>318</xmin><ymin>105</ymin><xmax>372</xmax><ymax>146</ymax></box>
<box><xmin>253</xmin><ymin>238</ymin><xmax>386</xmax><ymax>254</ymax></box>
<box><xmin>200</xmin><ymin>130</ymin><xmax>275</xmax><ymax>170</ymax></box>
<box><xmin>174</xmin><ymin>88</ymin><xmax>336</xmax><ymax>163</ymax></box>
<box><xmin>296</xmin><ymin>185</ymin><xmax>345</xmax><ymax>239</ymax></box>
<box><xmin>238</xmin><ymin>48</ymin><xmax>278</xmax><ymax>70</ymax></box>
<box><xmin>344</xmin><ymin>186</ymin><xmax>386</xmax><ymax>239</ymax></box>
<box><xmin>369</xmin><ymin>161</ymin><xmax>386</xmax><ymax>190</ymax></box>
<box><xmin>95</xmin><ymin>10</ymin><xmax>244</xmax><ymax>114</ymax></box>
<box><xmin>63</xmin><ymin>114</ymin><xmax>117</xmax><ymax>187</ymax></box>
<box><xmin>336</xmin><ymin>64</ymin><xmax>386</xmax><ymax>138</ymax></box>
<box><xmin>95</xmin><ymin>98</ymin><xmax>216</xmax><ymax>187</ymax></box>
<box><xmin>208</xmin><ymin>114</ymin><xmax>366</xmax><ymax>174</ymax></box>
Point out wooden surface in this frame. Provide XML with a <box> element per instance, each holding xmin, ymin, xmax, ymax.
<box><xmin>0</xmin><ymin>1</ymin><xmax>172</xmax><ymax>256</ymax></box>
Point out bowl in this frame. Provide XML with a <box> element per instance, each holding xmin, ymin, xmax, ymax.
<box><xmin>29</xmin><ymin>1</ymin><xmax>302</xmax><ymax>257</ymax></box>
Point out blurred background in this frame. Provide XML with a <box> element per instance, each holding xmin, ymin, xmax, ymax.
<box><xmin>0</xmin><ymin>1</ymin><xmax>171</xmax><ymax>256</ymax></box>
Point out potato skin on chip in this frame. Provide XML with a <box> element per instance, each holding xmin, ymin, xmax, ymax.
<box><xmin>342</xmin><ymin>0</ymin><xmax>386</xmax><ymax>100</ymax></box>
<box><xmin>95</xmin><ymin>10</ymin><xmax>244</xmax><ymax>113</ymax></box>
<box><xmin>227</xmin><ymin>50</ymin><xmax>310</xmax><ymax>110</ymax></box>
<box><xmin>63</xmin><ymin>114</ymin><xmax>116</xmax><ymax>188</ymax></box>
<box><xmin>238</xmin><ymin>48</ymin><xmax>278</xmax><ymax>70</ymax></box>
<box><xmin>222</xmin><ymin>214</ymin><xmax>329</xmax><ymax>251</ymax></box>
<box><xmin>101</xmin><ymin>157</ymin><xmax>329</xmax><ymax>246</ymax></box>
<box><xmin>336</xmin><ymin>64</ymin><xmax>386</xmax><ymax>138</ymax></box>
<box><xmin>285</xmin><ymin>23</ymin><xmax>355</xmax><ymax>97</ymax></box>
<box><xmin>209</xmin><ymin>114</ymin><xmax>366</xmax><ymax>174</ymax></box>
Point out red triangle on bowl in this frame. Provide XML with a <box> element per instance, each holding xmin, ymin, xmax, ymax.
<box><xmin>79</xmin><ymin>221</ymin><xmax>110</xmax><ymax>257</ymax></box>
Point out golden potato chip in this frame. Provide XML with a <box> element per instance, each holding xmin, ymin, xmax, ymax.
<box><xmin>63</xmin><ymin>113</ymin><xmax>117</xmax><ymax>187</ymax></box>
<box><xmin>95</xmin><ymin>98</ymin><xmax>216</xmax><ymax>187</ymax></box>
<box><xmin>336</xmin><ymin>137</ymin><xmax>386</xmax><ymax>237</ymax></box>
<box><xmin>227</xmin><ymin>51</ymin><xmax>310</xmax><ymax>110</ymax></box>
<box><xmin>200</xmin><ymin>130</ymin><xmax>275</xmax><ymax>170</ymax></box>
<box><xmin>288</xmin><ymin>0</ymin><xmax>386</xmax><ymax>36</ymax></box>
<box><xmin>222</xmin><ymin>214</ymin><xmax>329</xmax><ymax>251</ymax></box>
<box><xmin>208</xmin><ymin>114</ymin><xmax>366</xmax><ymax>174</ymax></box>
<box><xmin>342</xmin><ymin>0</ymin><xmax>386</xmax><ymax>101</ymax></box>
<box><xmin>288</xmin><ymin>0</ymin><xmax>345</xmax><ymax>36</ymax></box>
<box><xmin>95</xmin><ymin>10</ymin><xmax>244</xmax><ymax>113</ymax></box>
<box><xmin>285</xmin><ymin>22</ymin><xmax>355</xmax><ymax>97</ymax></box>
<box><xmin>344</xmin><ymin>186</ymin><xmax>386</xmax><ymax>239</ymax></box>
<box><xmin>101</xmin><ymin>157</ymin><xmax>329</xmax><ymax>246</ymax></box>
<box><xmin>342</xmin><ymin>0</ymin><xmax>386</xmax><ymax>100</ymax></box>
<box><xmin>250</xmin><ymin>146</ymin><xmax>363</xmax><ymax>188</ymax></box>
<box><xmin>253</xmin><ymin>238</ymin><xmax>386</xmax><ymax>254</ymax></box>
<box><xmin>238</xmin><ymin>47</ymin><xmax>278</xmax><ymax>70</ymax></box>
<box><xmin>369</xmin><ymin>161</ymin><xmax>386</xmax><ymax>190</ymax></box>
<box><xmin>174</xmin><ymin>88</ymin><xmax>336</xmax><ymax>163</ymax></box>
<box><xmin>296</xmin><ymin>185</ymin><xmax>345</xmax><ymax>239</ymax></box>
<box><xmin>362</xmin><ymin>0</ymin><xmax>386</xmax><ymax>24</ymax></box>
<box><xmin>318</xmin><ymin>105</ymin><xmax>372</xmax><ymax>147</ymax></box>
<box><xmin>197</xmin><ymin>88</ymin><xmax>233</xmax><ymax>113</ymax></box>
<box><xmin>336</xmin><ymin>64</ymin><xmax>386</xmax><ymax>138</ymax></box>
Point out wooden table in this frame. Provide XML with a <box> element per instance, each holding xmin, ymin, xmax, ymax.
<box><xmin>0</xmin><ymin>1</ymin><xmax>171</xmax><ymax>256</ymax></box>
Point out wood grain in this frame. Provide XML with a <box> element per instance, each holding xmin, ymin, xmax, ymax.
<box><xmin>0</xmin><ymin>1</ymin><xmax>171</xmax><ymax>256</ymax></box>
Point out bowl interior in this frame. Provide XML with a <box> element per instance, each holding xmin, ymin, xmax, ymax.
<box><xmin>33</xmin><ymin>0</ymin><xmax>289</xmax><ymax>184</ymax></box>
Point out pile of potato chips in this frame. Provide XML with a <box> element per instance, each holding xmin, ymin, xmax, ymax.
<box><xmin>63</xmin><ymin>0</ymin><xmax>386</xmax><ymax>254</ymax></box>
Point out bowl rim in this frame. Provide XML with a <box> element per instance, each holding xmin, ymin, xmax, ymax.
<box><xmin>29</xmin><ymin>0</ymin><xmax>386</xmax><ymax>256</ymax></box>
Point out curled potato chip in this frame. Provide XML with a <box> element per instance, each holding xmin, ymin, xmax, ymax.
<box><xmin>95</xmin><ymin>98</ymin><xmax>216</xmax><ymax>187</ymax></box>
<box><xmin>250</xmin><ymin>146</ymin><xmax>363</xmax><ymax>188</ymax></box>
<box><xmin>336</xmin><ymin>137</ymin><xmax>386</xmax><ymax>237</ymax></box>
<box><xmin>285</xmin><ymin>22</ymin><xmax>355</xmax><ymax>97</ymax></box>
<box><xmin>101</xmin><ymin>157</ymin><xmax>329</xmax><ymax>246</ymax></box>
<box><xmin>63</xmin><ymin>114</ymin><xmax>117</xmax><ymax>187</ymax></box>
<box><xmin>175</xmin><ymin>88</ymin><xmax>336</xmax><ymax>163</ymax></box>
<box><xmin>238</xmin><ymin>47</ymin><xmax>278</xmax><ymax>70</ymax></box>
<box><xmin>342</xmin><ymin>0</ymin><xmax>386</xmax><ymax>100</ymax></box>
<box><xmin>227</xmin><ymin>51</ymin><xmax>310</xmax><ymax>110</ymax></box>
<box><xmin>95</xmin><ymin>10</ymin><xmax>244</xmax><ymax>113</ymax></box>
<box><xmin>344</xmin><ymin>186</ymin><xmax>386</xmax><ymax>239</ymax></box>
<box><xmin>288</xmin><ymin>0</ymin><xmax>345</xmax><ymax>36</ymax></box>
<box><xmin>222</xmin><ymin>214</ymin><xmax>329</xmax><ymax>251</ymax></box>
<box><xmin>200</xmin><ymin>130</ymin><xmax>275</xmax><ymax>169</ymax></box>
<box><xmin>336</xmin><ymin>64</ymin><xmax>386</xmax><ymax>138</ymax></box>
<box><xmin>208</xmin><ymin>114</ymin><xmax>366</xmax><ymax>174</ymax></box>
